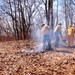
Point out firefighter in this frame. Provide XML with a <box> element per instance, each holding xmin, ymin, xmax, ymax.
<box><xmin>54</xmin><ymin>23</ymin><xmax>62</xmax><ymax>47</ymax></box>
<box><xmin>41</xmin><ymin>24</ymin><xmax>53</xmax><ymax>50</ymax></box>
<box><xmin>67</xmin><ymin>25</ymin><xmax>75</xmax><ymax>47</ymax></box>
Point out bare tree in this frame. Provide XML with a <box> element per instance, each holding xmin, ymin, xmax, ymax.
<box><xmin>0</xmin><ymin>0</ymin><xmax>42</xmax><ymax>40</ymax></box>
<box><xmin>43</xmin><ymin>0</ymin><xmax>53</xmax><ymax>29</ymax></box>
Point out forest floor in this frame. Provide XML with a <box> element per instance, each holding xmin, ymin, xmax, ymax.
<box><xmin>0</xmin><ymin>40</ymin><xmax>75</xmax><ymax>75</ymax></box>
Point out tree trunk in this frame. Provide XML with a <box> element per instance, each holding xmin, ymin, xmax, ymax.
<box><xmin>45</xmin><ymin>0</ymin><xmax>53</xmax><ymax>28</ymax></box>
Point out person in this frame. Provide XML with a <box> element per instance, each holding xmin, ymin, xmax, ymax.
<box><xmin>67</xmin><ymin>25</ymin><xmax>75</xmax><ymax>47</ymax></box>
<box><xmin>54</xmin><ymin>23</ymin><xmax>62</xmax><ymax>47</ymax></box>
<box><xmin>41</xmin><ymin>24</ymin><xmax>53</xmax><ymax>50</ymax></box>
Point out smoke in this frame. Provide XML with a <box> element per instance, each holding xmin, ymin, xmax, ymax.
<box><xmin>21</xmin><ymin>43</ymin><xmax>43</xmax><ymax>53</ymax></box>
<box><xmin>21</xmin><ymin>27</ymin><xmax>44</xmax><ymax>53</ymax></box>
<box><xmin>21</xmin><ymin>25</ymin><xmax>67</xmax><ymax>53</ymax></box>
<box><xmin>31</xmin><ymin>27</ymin><xmax>43</xmax><ymax>42</ymax></box>
<box><xmin>31</xmin><ymin>27</ymin><xmax>44</xmax><ymax>52</ymax></box>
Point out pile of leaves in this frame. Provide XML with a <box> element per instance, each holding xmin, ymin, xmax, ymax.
<box><xmin>0</xmin><ymin>40</ymin><xmax>75</xmax><ymax>75</ymax></box>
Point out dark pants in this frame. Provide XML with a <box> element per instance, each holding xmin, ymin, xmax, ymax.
<box><xmin>43</xmin><ymin>34</ymin><xmax>51</xmax><ymax>50</ymax></box>
<box><xmin>54</xmin><ymin>32</ymin><xmax>59</xmax><ymax>47</ymax></box>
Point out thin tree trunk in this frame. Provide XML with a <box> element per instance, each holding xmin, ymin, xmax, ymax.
<box><xmin>57</xmin><ymin>0</ymin><xmax>58</xmax><ymax>25</ymax></box>
<box><xmin>9</xmin><ymin>0</ymin><xmax>16</xmax><ymax>39</ymax></box>
<box><xmin>64</xmin><ymin>0</ymin><xmax>68</xmax><ymax>29</ymax></box>
<box><xmin>14</xmin><ymin>0</ymin><xmax>19</xmax><ymax>40</ymax></box>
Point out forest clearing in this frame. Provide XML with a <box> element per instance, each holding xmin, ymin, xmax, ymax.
<box><xmin>0</xmin><ymin>0</ymin><xmax>75</xmax><ymax>75</ymax></box>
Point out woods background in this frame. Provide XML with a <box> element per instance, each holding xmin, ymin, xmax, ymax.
<box><xmin>0</xmin><ymin>0</ymin><xmax>75</xmax><ymax>41</ymax></box>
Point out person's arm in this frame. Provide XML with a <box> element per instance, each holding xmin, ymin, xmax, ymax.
<box><xmin>60</xmin><ymin>30</ymin><xmax>62</xmax><ymax>37</ymax></box>
<box><xmin>72</xmin><ymin>27</ymin><xmax>75</xmax><ymax>33</ymax></box>
<box><xmin>59</xmin><ymin>26</ymin><xmax>62</xmax><ymax>37</ymax></box>
<box><xmin>47</xmin><ymin>26</ymin><xmax>51</xmax><ymax>33</ymax></box>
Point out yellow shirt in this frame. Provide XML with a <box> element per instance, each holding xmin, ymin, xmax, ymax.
<box><xmin>41</xmin><ymin>25</ymin><xmax>50</xmax><ymax>35</ymax></box>
<box><xmin>67</xmin><ymin>27</ymin><xmax>74</xmax><ymax>35</ymax></box>
<box><xmin>54</xmin><ymin>25</ymin><xmax>61</xmax><ymax>33</ymax></box>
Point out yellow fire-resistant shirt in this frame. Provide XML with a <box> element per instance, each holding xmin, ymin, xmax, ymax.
<box><xmin>67</xmin><ymin>26</ymin><xmax>74</xmax><ymax>35</ymax></box>
<box><xmin>41</xmin><ymin>25</ymin><xmax>50</xmax><ymax>35</ymax></box>
<box><xmin>54</xmin><ymin>25</ymin><xmax>61</xmax><ymax>33</ymax></box>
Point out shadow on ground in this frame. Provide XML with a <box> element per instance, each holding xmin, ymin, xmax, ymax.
<box><xmin>61</xmin><ymin>45</ymin><xmax>75</xmax><ymax>48</ymax></box>
<box><xmin>54</xmin><ymin>50</ymin><xmax>73</xmax><ymax>54</ymax></box>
